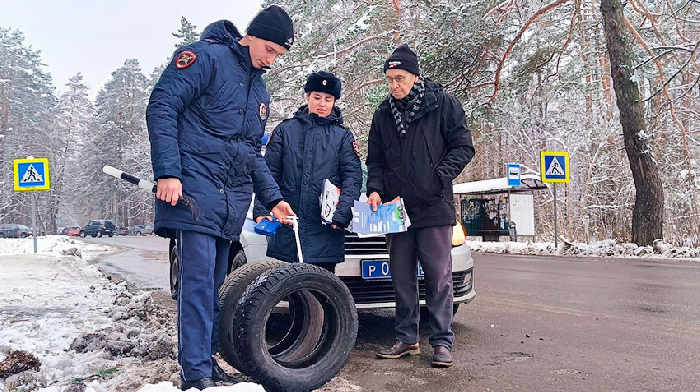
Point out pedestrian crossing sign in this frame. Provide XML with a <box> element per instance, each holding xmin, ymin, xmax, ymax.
<box><xmin>540</xmin><ymin>152</ymin><xmax>569</xmax><ymax>183</ymax></box>
<box><xmin>14</xmin><ymin>158</ymin><xmax>51</xmax><ymax>192</ymax></box>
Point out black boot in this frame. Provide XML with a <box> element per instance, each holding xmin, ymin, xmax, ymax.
<box><xmin>180</xmin><ymin>377</ymin><xmax>216</xmax><ymax>391</ymax></box>
<box><xmin>212</xmin><ymin>360</ymin><xmax>239</xmax><ymax>383</ymax></box>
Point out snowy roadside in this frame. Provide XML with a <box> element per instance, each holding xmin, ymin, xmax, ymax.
<box><xmin>0</xmin><ymin>236</ymin><xmax>264</xmax><ymax>392</ymax></box>
<box><xmin>466</xmin><ymin>238</ymin><xmax>700</xmax><ymax>260</ymax></box>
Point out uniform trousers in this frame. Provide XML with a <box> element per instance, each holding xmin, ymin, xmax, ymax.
<box><xmin>176</xmin><ymin>230</ymin><xmax>230</xmax><ymax>381</ymax></box>
<box><xmin>386</xmin><ymin>224</ymin><xmax>454</xmax><ymax>350</ymax></box>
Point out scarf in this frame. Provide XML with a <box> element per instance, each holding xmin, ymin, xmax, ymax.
<box><xmin>388</xmin><ymin>77</ymin><xmax>425</xmax><ymax>137</ymax></box>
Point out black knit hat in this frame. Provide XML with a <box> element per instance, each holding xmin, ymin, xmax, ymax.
<box><xmin>304</xmin><ymin>71</ymin><xmax>341</xmax><ymax>99</ymax></box>
<box><xmin>383</xmin><ymin>44</ymin><xmax>420</xmax><ymax>76</ymax></box>
<box><xmin>246</xmin><ymin>5</ymin><xmax>295</xmax><ymax>49</ymax></box>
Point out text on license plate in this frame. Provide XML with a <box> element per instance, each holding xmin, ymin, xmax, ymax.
<box><xmin>361</xmin><ymin>260</ymin><xmax>424</xmax><ymax>279</ymax></box>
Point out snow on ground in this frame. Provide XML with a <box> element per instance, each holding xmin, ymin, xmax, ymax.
<box><xmin>2</xmin><ymin>235</ymin><xmax>697</xmax><ymax>392</ymax></box>
<box><xmin>0</xmin><ymin>236</ymin><xmax>263</xmax><ymax>392</ymax></box>
<box><xmin>466</xmin><ymin>237</ymin><xmax>700</xmax><ymax>260</ymax></box>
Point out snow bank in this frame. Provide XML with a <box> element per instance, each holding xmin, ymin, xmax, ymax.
<box><xmin>467</xmin><ymin>238</ymin><xmax>700</xmax><ymax>259</ymax></box>
<box><xmin>0</xmin><ymin>237</ymin><xmax>263</xmax><ymax>391</ymax></box>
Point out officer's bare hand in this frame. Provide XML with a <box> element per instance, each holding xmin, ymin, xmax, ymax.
<box><xmin>255</xmin><ymin>216</ymin><xmax>273</xmax><ymax>223</ymax></box>
<box><xmin>157</xmin><ymin>178</ymin><xmax>182</xmax><ymax>206</ymax></box>
<box><xmin>367</xmin><ymin>192</ymin><xmax>382</xmax><ymax>212</ymax></box>
<box><xmin>271</xmin><ymin>201</ymin><xmax>296</xmax><ymax>225</ymax></box>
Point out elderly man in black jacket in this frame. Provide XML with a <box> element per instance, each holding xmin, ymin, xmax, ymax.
<box><xmin>367</xmin><ymin>44</ymin><xmax>475</xmax><ymax>368</ymax></box>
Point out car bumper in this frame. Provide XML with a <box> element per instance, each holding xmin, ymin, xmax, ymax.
<box><xmin>336</xmin><ymin>243</ymin><xmax>475</xmax><ymax>310</ymax></box>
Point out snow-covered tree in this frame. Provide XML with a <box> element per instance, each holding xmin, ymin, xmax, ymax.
<box><xmin>0</xmin><ymin>27</ymin><xmax>57</xmax><ymax>230</ymax></box>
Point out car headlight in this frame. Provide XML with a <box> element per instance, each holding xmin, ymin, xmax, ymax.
<box><xmin>452</xmin><ymin>221</ymin><xmax>466</xmax><ymax>247</ymax></box>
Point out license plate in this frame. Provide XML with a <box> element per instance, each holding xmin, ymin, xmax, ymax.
<box><xmin>361</xmin><ymin>260</ymin><xmax>424</xmax><ymax>279</ymax></box>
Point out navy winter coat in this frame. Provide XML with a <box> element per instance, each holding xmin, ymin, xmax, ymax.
<box><xmin>254</xmin><ymin>106</ymin><xmax>362</xmax><ymax>264</ymax></box>
<box><xmin>366</xmin><ymin>79</ymin><xmax>475</xmax><ymax>228</ymax></box>
<box><xmin>147</xmin><ymin>20</ymin><xmax>282</xmax><ymax>241</ymax></box>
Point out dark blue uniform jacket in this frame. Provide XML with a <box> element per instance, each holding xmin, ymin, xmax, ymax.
<box><xmin>254</xmin><ymin>106</ymin><xmax>362</xmax><ymax>263</ymax></box>
<box><xmin>147</xmin><ymin>20</ymin><xmax>282</xmax><ymax>241</ymax></box>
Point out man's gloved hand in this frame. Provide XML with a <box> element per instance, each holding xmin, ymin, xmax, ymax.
<box><xmin>270</xmin><ymin>201</ymin><xmax>296</xmax><ymax>225</ymax></box>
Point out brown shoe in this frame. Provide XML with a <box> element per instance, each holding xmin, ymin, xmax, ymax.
<box><xmin>432</xmin><ymin>346</ymin><xmax>453</xmax><ymax>367</ymax></box>
<box><xmin>376</xmin><ymin>341</ymin><xmax>420</xmax><ymax>359</ymax></box>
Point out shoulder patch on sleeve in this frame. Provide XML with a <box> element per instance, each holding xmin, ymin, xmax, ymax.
<box><xmin>175</xmin><ymin>50</ymin><xmax>197</xmax><ymax>69</ymax></box>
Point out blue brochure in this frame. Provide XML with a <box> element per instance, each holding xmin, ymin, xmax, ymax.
<box><xmin>350</xmin><ymin>199</ymin><xmax>410</xmax><ymax>235</ymax></box>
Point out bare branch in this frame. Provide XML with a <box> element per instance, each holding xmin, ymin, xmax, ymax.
<box><xmin>311</xmin><ymin>31</ymin><xmax>397</xmax><ymax>61</ymax></box>
<box><xmin>622</xmin><ymin>15</ymin><xmax>692</xmax><ymax>166</ymax></box>
<box><xmin>488</xmin><ymin>0</ymin><xmax>573</xmax><ymax>104</ymax></box>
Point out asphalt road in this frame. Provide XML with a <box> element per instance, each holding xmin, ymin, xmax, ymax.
<box><xmin>87</xmin><ymin>236</ymin><xmax>700</xmax><ymax>391</ymax></box>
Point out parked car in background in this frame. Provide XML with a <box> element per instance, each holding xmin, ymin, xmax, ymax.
<box><xmin>115</xmin><ymin>226</ymin><xmax>130</xmax><ymax>236</ymax></box>
<box><xmin>0</xmin><ymin>224</ymin><xmax>32</xmax><ymax>238</ymax></box>
<box><xmin>66</xmin><ymin>227</ymin><xmax>81</xmax><ymax>236</ymax></box>
<box><xmin>80</xmin><ymin>220</ymin><xmax>115</xmax><ymax>238</ymax></box>
<box><xmin>130</xmin><ymin>225</ymin><xmax>154</xmax><ymax>236</ymax></box>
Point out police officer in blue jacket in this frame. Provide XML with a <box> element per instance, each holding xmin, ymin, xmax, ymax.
<box><xmin>254</xmin><ymin>71</ymin><xmax>362</xmax><ymax>272</ymax></box>
<box><xmin>146</xmin><ymin>6</ymin><xmax>296</xmax><ymax>390</ymax></box>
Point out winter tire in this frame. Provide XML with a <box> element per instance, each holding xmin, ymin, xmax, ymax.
<box><xmin>218</xmin><ymin>260</ymin><xmax>285</xmax><ymax>371</ymax></box>
<box><xmin>79</xmin><ymin>231</ymin><xmax>85</xmax><ymax>238</ymax></box>
<box><xmin>97</xmin><ymin>231</ymin><xmax>103</xmax><ymax>238</ymax></box>
<box><xmin>231</xmin><ymin>263</ymin><xmax>358</xmax><ymax>392</ymax></box>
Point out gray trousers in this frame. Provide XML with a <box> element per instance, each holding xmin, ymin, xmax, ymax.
<box><xmin>387</xmin><ymin>225</ymin><xmax>454</xmax><ymax>350</ymax></box>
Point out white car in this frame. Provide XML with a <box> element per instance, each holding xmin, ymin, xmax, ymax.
<box><xmin>170</xmin><ymin>213</ymin><xmax>475</xmax><ymax>313</ymax></box>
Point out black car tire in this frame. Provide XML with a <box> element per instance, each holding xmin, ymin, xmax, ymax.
<box><xmin>231</xmin><ymin>263</ymin><xmax>358</xmax><ymax>392</ymax></box>
<box><xmin>137</xmin><ymin>231</ymin><xmax>142</xmax><ymax>236</ymax></box>
<box><xmin>79</xmin><ymin>231</ymin><xmax>86</xmax><ymax>238</ymax></box>
<box><xmin>97</xmin><ymin>231</ymin><xmax>102</xmax><ymax>238</ymax></box>
<box><xmin>108</xmin><ymin>233</ymin><xmax>113</xmax><ymax>237</ymax></box>
<box><xmin>218</xmin><ymin>260</ymin><xmax>285</xmax><ymax>371</ymax></box>
<box><xmin>20</xmin><ymin>233</ymin><xmax>28</xmax><ymax>239</ymax></box>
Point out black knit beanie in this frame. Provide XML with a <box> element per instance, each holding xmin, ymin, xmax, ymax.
<box><xmin>304</xmin><ymin>71</ymin><xmax>342</xmax><ymax>99</ymax></box>
<box><xmin>246</xmin><ymin>5</ymin><xmax>295</xmax><ymax>49</ymax></box>
<box><xmin>383</xmin><ymin>44</ymin><xmax>420</xmax><ymax>76</ymax></box>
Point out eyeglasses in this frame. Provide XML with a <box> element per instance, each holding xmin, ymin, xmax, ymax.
<box><xmin>386</xmin><ymin>75</ymin><xmax>408</xmax><ymax>84</ymax></box>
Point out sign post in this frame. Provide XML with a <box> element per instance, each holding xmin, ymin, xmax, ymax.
<box><xmin>507</xmin><ymin>163</ymin><xmax>521</xmax><ymax>187</ymax></box>
<box><xmin>14</xmin><ymin>157</ymin><xmax>51</xmax><ymax>253</ymax></box>
<box><xmin>540</xmin><ymin>152</ymin><xmax>570</xmax><ymax>249</ymax></box>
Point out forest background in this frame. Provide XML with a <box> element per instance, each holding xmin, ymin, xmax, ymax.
<box><xmin>1</xmin><ymin>0</ymin><xmax>698</xmax><ymax>246</ymax></box>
